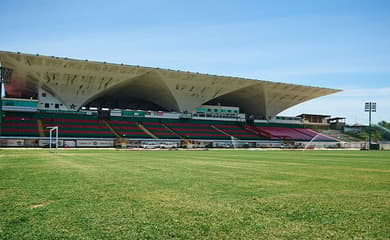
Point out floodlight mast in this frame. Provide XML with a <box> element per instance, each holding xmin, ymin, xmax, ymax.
<box><xmin>364</xmin><ymin>102</ymin><xmax>376</xmax><ymax>150</ymax></box>
<box><xmin>0</xmin><ymin>63</ymin><xmax>3</xmax><ymax>138</ymax></box>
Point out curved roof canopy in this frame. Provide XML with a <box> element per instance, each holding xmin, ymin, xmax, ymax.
<box><xmin>0</xmin><ymin>51</ymin><xmax>341</xmax><ymax>118</ymax></box>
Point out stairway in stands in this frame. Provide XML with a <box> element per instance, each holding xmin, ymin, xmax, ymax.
<box><xmin>210</xmin><ymin>125</ymin><xmax>232</xmax><ymax>138</ymax></box>
<box><xmin>163</xmin><ymin>121</ymin><xmax>230</xmax><ymax>140</ymax></box>
<box><xmin>244</xmin><ymin>124</ymin><xmax>272</xmax><ymax>139</ymax></box>
<box><xmin>109</xmin><ymin>118</ymin><xmax>150</xmax><ymax>138</ymax></box>
<box><xmin>136</xmin><ymin>122</ymin><xmax>158</xmax><ymax>139</ymax></box>
<box><xmin>103</xmin><ymin>119</ymin><xmax>127</xmax><ymax>144</ymax></box>
<box><xmin>1</xmin><ymin>110</ymin><xmax>340</xmax><ymax>142</ymax></box>
<box><xmin>40</xmin><ymin>114</ymin><xmax>115</xmax><ymax>138</ymax></box>
<box><xmin>37</xmin><ymin>119</ymin><xmax>45</xmax><ymax>137</ymax></box>
<box><xmin>213</xmin><ymin>123</ymin><xmax>264</xmax><ymax>140</ymax></box>
<box><xmin>161</xmin><ymin>123</ymin><xmax>183</xmax><ymax>139</ymax></box>
<box><xmin>140</xmin><ymin>120</ymin><xmax>180</xmax><ymax>139</ymax></box>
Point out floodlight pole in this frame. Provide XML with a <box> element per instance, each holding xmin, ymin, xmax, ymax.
<box><xmin>0</xmin><ymin>63</ymin><xmax>3</xmax><ymax>138</ymax></box>
<box><xmin>369</xmin><ymin>107</ymin><xmax>372</xmax><ymax>149</ymax></box>
<box><xmin>365</xmin><ymin>102</ymin><xmax>376</xmax><ymax>150</ymax></box>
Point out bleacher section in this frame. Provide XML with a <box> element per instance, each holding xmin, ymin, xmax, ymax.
<box><xmin>1</xmin><ymin>112</ymin><xmax>39</xmax><ymax>137</ymax></box>
<box><xmin>40</xmin><ymin>112</ymin><xmax>115</xmax><ymax>138</ymax></box>
<box><xmin>141</xmin><ymin>119</ymin><xmax>180</xmax><ymax>139</ymax></box>
<box><xmin>213</xmin><ymin>123</ymin><xmax>265</xmax><ymax>140</ymax></box>
<box><xmin>163</xmin><ymin>119</ymin><xmax>230</xmax><ymax>140</ymax></box>
<box><xmin>295</xmin><ymin>128</ymin><xmax>337</xmax><ymax>141</ymax></box>
<box><xmin>259</xmin><ymin>127</ymin><xmax>311</xmax><ymax>140</ymax></box>
<box><xmin>109</xmin><ymin>117</ymin><xmax>150</xmax><ymax>138</ymax></box>
<box><xmin>1</xmin><ymin>110</ymin><xmax>337</xmax><ymax>142</ymax></box>
<box><xmin>251</xmin><ymin>123</ymin><xmax>336</xmax><ymax>141</ymax></box>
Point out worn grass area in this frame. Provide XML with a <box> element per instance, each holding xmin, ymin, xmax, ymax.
<box><xmin>0</xmin><ymin>149</ymin><xmax>389</xmax><ymax>239</ymax></box>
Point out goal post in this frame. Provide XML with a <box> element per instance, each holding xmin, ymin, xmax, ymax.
<box><xmin>47</xmin><ymin>126</ymin><xmax>59</xmax><ymax>154</ymax></box>
<box><xmin>231</xmin><ymin>136</ymin><xmax>239</xmax><ymax>149</ymax></box>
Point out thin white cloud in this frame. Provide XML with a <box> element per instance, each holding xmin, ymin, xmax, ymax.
<box><xmin>339</xmin><ymin>88</ymin><xmax>390</xmax><ymax>97</ymax></box>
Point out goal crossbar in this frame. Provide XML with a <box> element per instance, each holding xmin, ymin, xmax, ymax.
<box><xmin>47</xmin><ymin>126</ymin><xmax>59</xmax><ymax>154</ymax></box>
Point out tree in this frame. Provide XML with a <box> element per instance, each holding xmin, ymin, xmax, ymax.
<box><xmin>378</xmin><ymin>121</ymin><xmax>390</xmax><ymax>129</ymax></box>
<box><xmin>377</xmin><ymin>121</ymin><xmax>390</xmax><ymax>140</ymax></box>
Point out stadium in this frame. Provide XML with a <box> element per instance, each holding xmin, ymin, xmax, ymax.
<box><xmin>1</xmin><ymin>1</ymin><xmax>390</xmax><ymax>238</ymax></box>
<box><xmin>0</xmin><ymin>50</ymin><xmax>342</xmax><ymax>148</ymax></box>
<box><xmin>1</xmin><ymin>51</ymin><xmax>389</xmax><ymax>240</ymax></box>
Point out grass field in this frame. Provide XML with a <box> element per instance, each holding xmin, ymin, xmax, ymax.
<box><xmin>0</xmin><ymin>149</ymin><xmax>389</xmax><ymax>239</ymax></box>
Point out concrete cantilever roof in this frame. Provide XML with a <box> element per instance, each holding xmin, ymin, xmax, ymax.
<box><xmin>0</xmin><ymin>50</ymin><xmax>341</xmax><ymax>119</ymax></box>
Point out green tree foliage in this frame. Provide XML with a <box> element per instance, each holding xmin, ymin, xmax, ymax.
<box><xmin>378</xmin><ymin>121</ymin><xmax>390</xmax><ymax>129</ymax></box>
<box><xmin>377</xmin><ymin>121</ymin><xmax>390</xmax><ymax>140</ymax></box>
<box><xmin>348</xmin><ymin>121</ymin><xmax>390</xmax><ymax>141</ymax></box>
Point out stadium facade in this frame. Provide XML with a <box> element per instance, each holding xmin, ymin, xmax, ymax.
<box><xmin>0</xmin><ymin>51</ymin><xmax>341</xmax><ymax>148</ymax></box>
<box><xmin>0</xmin><ymin>51</ymin><xmax>339</xmax><ymax>118</ymax></box>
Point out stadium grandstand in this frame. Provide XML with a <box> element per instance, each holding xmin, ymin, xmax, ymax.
<box><xmin>0</xmin><ymin>50</ymin><xmax>341</xmax><ymax>148</ymax></box>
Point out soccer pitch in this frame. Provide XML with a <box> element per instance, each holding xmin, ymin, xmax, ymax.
<box><xmin>0</xmin><ymin>149</ymin><xmax>389</xmax><ymax>239</ymax></box>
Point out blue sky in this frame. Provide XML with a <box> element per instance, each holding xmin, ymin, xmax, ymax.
<box><xmin>1</xmin><ymin>0</ymin><xmax>389</xmax><ymax>124</ymax></box>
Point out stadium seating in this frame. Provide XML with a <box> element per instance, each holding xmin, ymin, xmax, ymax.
<box><xmin>243</xmin><ymin>124</ymin><xmax>273</xmax><ymax>139</ymax></box>
<box><xmin>109</xmin><ymin>117</ymin><xmax>150</xmax><ymax>138</ymax></box>
<box><xmin>213</xmin><ymin>123</ymin><xmax>265</xmax><ymax>140</ymax></box>
<box><xmin>254</xmin><ymin>126</ymin><xmax>312</xmax><ymax>140</ymax></box>
<box><xmin>1</xmin><ymin>110</ymin><xmax>337</xmax><ymax>141</ymax></box>
<box><xmin>40</xmin><ymin>112</ymin><xmax>115</xmax><ymax>138</ymax></box>
<box><xmin>1</xmin><ymin>114</ymin><xmax>39</xmax><ymax>137</ymax></box>
<box><xmin>162</xmin><ymin>119</ymin><xmax>230</xmax><ymax>139</ymax></box>
<box><xmin>294</xmin><ymin>128</ymin><xmax>336</xmax><ymax>141</ymax></box>
<box><xmin>249</xmin><ymin>124</ymin><xmax>336</xmax><ymax>141</ymax></box>
<box><xmin>141</xmin><ymin>119</ymin><xmax>180</xmax><ymax>139</ymax></box>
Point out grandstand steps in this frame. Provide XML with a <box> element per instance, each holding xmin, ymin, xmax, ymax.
<box><xmin>1</xmin><ymin>110</ymin><xmax>338</xmax><ymax>141</ymax></box>
<box><xmin>137</xmin><ymin>123</ymin><xmax>158</xmax><ymax>139</ymax></box>
<box><xmin>210</xmin><ymin>125</ymin><xmax>233</xmax><ymax>138</ymax></box>
<box><xmin>103</xmin><ymin>120</ymin><xmax>122</xmax><ymax>138</ymax></box>
<box><xmin>37</xmin><ymin>119</ymin><xmax>45</xmax><ymax>137</ymax></box>
<box><xmin>164</xmin><ymin>121</ymin><xmax>231</xmax><ymax>140</ymax></box>
<box><xmin>244</xmin><ymin>124</ymin><xmax>273</xmax><ymax>139</ymax></box>
<box><xmin>161</xmin><ymin>123</ymin><xmax>184</xmax><ymax>139</ymax></box>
